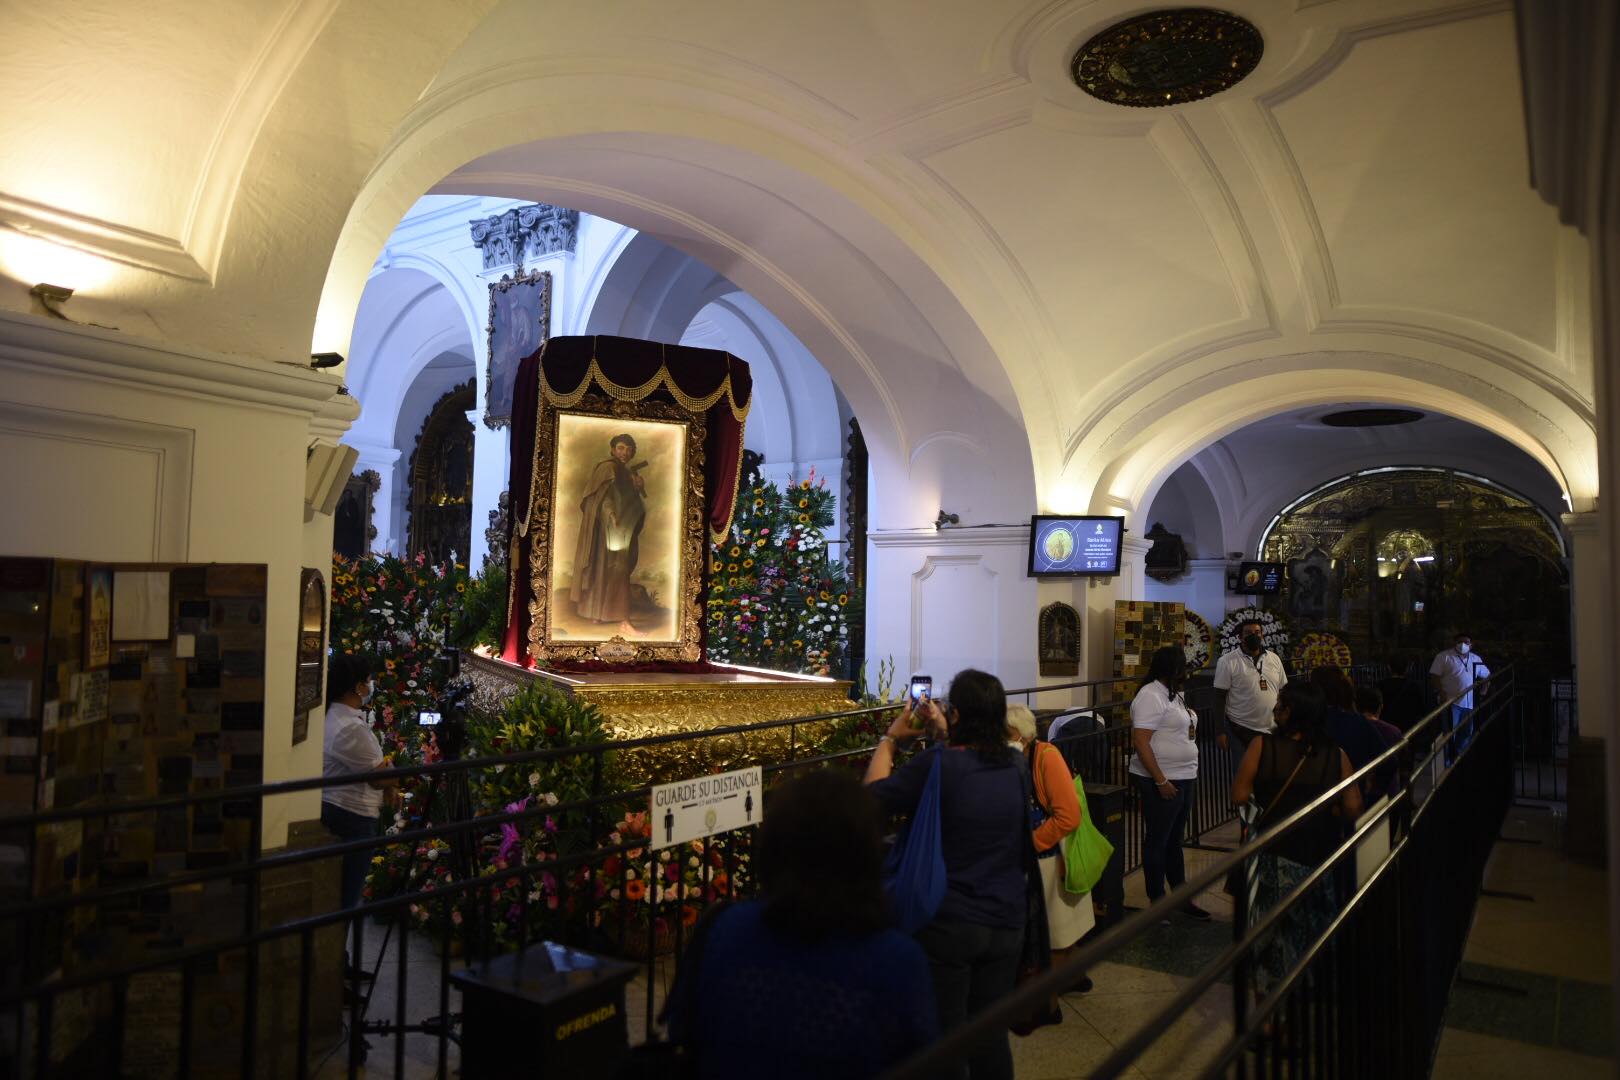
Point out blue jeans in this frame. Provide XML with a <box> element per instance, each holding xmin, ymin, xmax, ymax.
<box><xmin>913</xmin><ymin>919</ymin><xmax>1024</xmax><ymax>1080</ymax></box>
<box><xmin>1445</xmin><ymin>705</ymin><xmax>1474</xmax><ymax>765</ymax></box>
<box><xmin>1135</xmin><ymin>775</ymin><xmax>1194</xmax><ymax>901</ymax></box>
<box><xmin>321</xmin><ymin>801</ymin><xmax>378</xmax><ymax>911</ymax></box>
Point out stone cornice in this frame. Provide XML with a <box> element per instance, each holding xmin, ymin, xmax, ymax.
<box><xmin>870</xmin><ymin>525</ymin><xmax>1029</xmax><ymax>548</ymax></box>
<box><xmin>0</xmin><ymin>308</ymin><xmax>343</xmax><ymax>416</ymax></box>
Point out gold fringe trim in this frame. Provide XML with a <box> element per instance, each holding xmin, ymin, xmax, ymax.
<box><xmin>539</xmin><ymin>342</ymin><xmax>752</xmax><ymax>424</ymax></box>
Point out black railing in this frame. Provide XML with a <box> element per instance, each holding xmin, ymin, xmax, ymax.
<box><xmin>881</xmin><ymin>666</ymin><xmax>1519</xmax><ymax>1080</ymax></box>
<box><xmin>3</xmin><ymin>671</ymin><xmax>1177</xmax><ymax>1078</ymax></box>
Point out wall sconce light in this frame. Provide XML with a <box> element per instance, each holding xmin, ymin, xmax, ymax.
<box><xmin>310</xmin><ymin>352</ymin><xmax>345</xmax><ymax>369</ymax></box>
<box><xmin>934</xmin><ymin>510</ymin><xmax>960</xmax><ymax>530</ymax></box>
<box><xmin>29</xmin><ymin>282</ymin><xmax>74</xmax><ymax>320</ymax></box>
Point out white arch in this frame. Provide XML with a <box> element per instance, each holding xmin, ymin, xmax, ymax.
<box><xmin>1078</xmin><ymin>351</ymin><xmax>1597</xmax><ymax>531</ymax></box>
<box><xmin>314</xmin><ymin>87</ymin><xmax>1040</xmax><ymax>528</ymax></box>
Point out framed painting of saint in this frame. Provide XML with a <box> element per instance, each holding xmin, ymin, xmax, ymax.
<box><xmin>484</xmin><ymin>269</ymin><xmax>551</xmax><ymax>429</ymax></box>
<box><xmin>529</xmin><ymin>395</ymin><xmax>706</xmax><ymax>663</ymax></box>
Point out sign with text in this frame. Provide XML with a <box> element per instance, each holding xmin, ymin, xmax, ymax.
<box><xmin>649</xmin><ymin>765</ymin><xmax>762</xmax><ymax>850</ymax></box>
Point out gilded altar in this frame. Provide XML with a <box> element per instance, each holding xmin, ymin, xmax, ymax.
<box><xmin>464</xmin><ymin>650</ymin><xmax>854</xmax><ymax>784</ymax></box>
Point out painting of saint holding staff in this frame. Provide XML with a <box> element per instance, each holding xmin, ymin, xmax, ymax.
<box><xmin>549</xmin><ymin>412</ymin><xmax>685</xmax><ymax>643</ymax></box>
<box><xmin>572</xmin><ymin>433</ymin><xmax>648</xmax><ymax>634</ymax></box>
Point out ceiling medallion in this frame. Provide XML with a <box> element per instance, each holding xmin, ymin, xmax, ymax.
<box><xmin>1072</xmin><ymin>8</ymin><xmax>1263</xmax><ymax>108</ymax></box>
<box><xmin>1319</xmin><ymin>409</ymin><xmax>1426</xmax><ymax>428</ymax></box>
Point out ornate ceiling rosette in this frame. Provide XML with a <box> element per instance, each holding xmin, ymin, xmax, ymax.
<box><xmin>1072</xmin><ymin>8</ymin><xmax>1263</xmax><ymax>108</ymax></box>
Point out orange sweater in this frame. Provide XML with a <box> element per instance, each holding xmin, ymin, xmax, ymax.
<box><xmin>1030</xmin><ymin>741</ymin><xmax>1081</xmax><ymax>852</ymax></box>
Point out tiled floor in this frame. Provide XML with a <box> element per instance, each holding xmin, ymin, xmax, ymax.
<box><xmin>1432</xmin><ymin>804</ymin><xmax>1614</xmax><ymax>1077</ymax></box>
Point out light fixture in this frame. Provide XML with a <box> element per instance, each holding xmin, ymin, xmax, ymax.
<box><xmin>29</xmin><ymin>282</ymin><xmax>74</xmax><ymax>320</ymax></box>
<box><xmin>934</xmin><ymin>510</ymin><xmax>960</xmax><ymax>530</ymax></box>
<box><xmin>310</xmin><ymin>352</ymin><xmax>345</xmax><ymax>369</ymax></box>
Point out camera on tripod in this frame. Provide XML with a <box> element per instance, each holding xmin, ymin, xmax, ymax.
<box><xmin>417</xmin><ymin>647</ymin><xmax>475</xmax><ymax>760</ymax></box>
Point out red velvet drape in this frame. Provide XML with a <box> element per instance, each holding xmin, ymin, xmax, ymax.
<box><xmin>499</xmin><ymin>336</ymin><xmax>751</xmax><ymax>667</ymax></box>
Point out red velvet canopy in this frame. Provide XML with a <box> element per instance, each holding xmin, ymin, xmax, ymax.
<box><xmin>499</xmin><ymin>335</ymin><xmax>752</xmax><ymax>666</ymax></box>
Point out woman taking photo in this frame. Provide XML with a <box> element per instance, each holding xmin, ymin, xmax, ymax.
<box><xmin>1128</xmin><ymin>646</ymin><xmax>1210</xmax><ymax>920</ymax></box>
<box><xmin>865</xmin><ymin>669</ymin><xmax>1027</xmax><ymax>1080</ymax></box>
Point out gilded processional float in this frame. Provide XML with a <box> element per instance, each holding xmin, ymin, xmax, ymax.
<box><xmin>464</xmin><ymin>335</ymin><xmax>851</xmax><ymax>779</ymax></box>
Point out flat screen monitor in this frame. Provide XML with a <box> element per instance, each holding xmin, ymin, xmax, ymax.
<box><xmin>1028</xmin><ymin>515</ymin><xmax>1125</xmax><ymax>577</ymax></box>
<box><xmin>1235</xmin><ymin>561</ymin><xmax>1285</xmax><ymax>595</ymax></box>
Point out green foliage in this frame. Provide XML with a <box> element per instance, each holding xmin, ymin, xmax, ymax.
<box><xmin>449</xmin><ymin>559</ymin><xmax>509</xmax><ymax>651</ymax></box>
<box><xmin>705</xmin><ymin>468</ymin><xmax>858</xmax><ymax>675</ymax></box>
<box><xmin>467</xmin><ymin>680</ymin><xmax>616</xmax><ymax>812</ymax></box>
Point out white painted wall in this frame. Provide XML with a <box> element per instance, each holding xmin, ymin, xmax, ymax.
<box><xmin>0</xmin><ymin>310</ymin><xmax>349</xmax><ymax>846</ymax></box>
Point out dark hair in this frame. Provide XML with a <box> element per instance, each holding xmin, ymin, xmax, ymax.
<box><xmin>327</xmin><ymin>653</ymin><xmax>373</xmax><ymax>706</ymax></box>
<box><xmin>1139</xmin><ymin>646</ymin><xmax>1187</xmax><ymax>693</ymax></box>
<box><xmin>1453</xmin><ymin>631</ymin><xmax>1471</xmax><ymax>641</ymax></box>
<box><xmin>610</xmin><ymin>433</ymin><xmax>637</xmax><ymax>454</ymax></box>
<box><xmin>1275</xmin><ymin>682</ymin><xmax>1329</xmax><ymax>749</ymax></box>
<box><xmin>757</xmin><ymin>769</ymin><xmax>890</xmax><ymax>939</ymax></box>
<box><xmin>945</xmin><ymin>668</ymin><xmax>1010</xmax><ymax>762</ymax></box>
<box><xmin>1308</xmin><ymin>666</ymin><xmax>1356</xmax><ymax>710</ymax></box>
<box><xmin>1355</xmin><ymin>685</ymin><xmax>1383</xmax><ymax>716</ymax></box>
<box><xmin>1239</xmin><ymin>618</ymin><xmax>1263</xmax><ymax>633</ymax></box>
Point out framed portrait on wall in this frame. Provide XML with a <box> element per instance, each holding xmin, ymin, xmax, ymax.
<box><xmin>484</xmin><ymin>269</ymin><xmax>551</xmax><ymax>429</ymax></box>
<box><xmin>528</xmin><ymin>395</ymin><xmax>706</xmax><ymax>663</ymax></box>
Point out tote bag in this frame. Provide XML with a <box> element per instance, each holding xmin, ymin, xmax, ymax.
<box><xmin>883</xmin><ymin>746</ymin><xmax>947</xmax><ymax>935</ymax></box>
<box><xmin>1062</xmin><ymin>779</ymin><xmax>1114</xmax><ymax>895</ymax></box>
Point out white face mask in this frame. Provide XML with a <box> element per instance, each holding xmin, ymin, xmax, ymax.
<box><xmin>361</xmin><ymin>678</ymin><xmax>376</xmax><ymax>705</ymax></box>
<box><xmin>1457</xmin><ymin>643</ymin><xmax>1471</xmax><ymax>656</ymax></box>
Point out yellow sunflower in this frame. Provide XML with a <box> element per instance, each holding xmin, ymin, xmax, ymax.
<box><xmin>729</xmin><ymin>546</ymin><xmax>741</xmax><ymax>557</ymax></box>
<box><xmin>742</xmin><ymin>558</ymin><xmax>753</xmax><ymax>568</ymax></box>
<box><xmin>798</xmin><ymin>499</ymin><xmax>808</xmax><ymax>508</ymax></box>
<box><xmin>798</xmin><ymin>514</ymin><xmax>810</xmax><ymax>523</ymax></box>
<box><xmin>727</xmin><ymin>563</ymin><xmax>738</xmax><ymax>573</ymax></box>
<box><xmin>819</xmin><ymin>590</ymin><xmax>831</xmax><ymax>600</ymax></box>
<box><xmin>837</xmin><ymin>594</ymin><xmax>849</xmax><ymax>605</ymax></box>
<box><xmin>712</xmin><ymin>560</ymin><xmax>723</xmax><ymax>573</ymax></box>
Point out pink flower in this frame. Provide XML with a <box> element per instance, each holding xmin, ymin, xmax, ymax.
<box><xmin>450</xmin><ymin>909</ymin><xmax>463</xmax><ymax>925</ymax></box>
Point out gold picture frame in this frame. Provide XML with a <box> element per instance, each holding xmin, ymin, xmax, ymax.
<box><xmin>527</xmin><ymin>395</ymin><xmax>706</xmax><ymax>664</ymax></box>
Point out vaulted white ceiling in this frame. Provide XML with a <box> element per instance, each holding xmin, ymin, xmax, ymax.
<box><xmin>0</xmin><ymin>0</ymin><xmax>1595</xmax><ymax>526</ymax></box>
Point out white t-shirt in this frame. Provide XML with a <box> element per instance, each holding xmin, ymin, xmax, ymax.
<box><xmin>322</xmin><ymin>701</ymin><xmax>384</xmax><ymax>817</ymax></box>
<box><xmin>1430</xmin><ymin>649</ymin><xmax>1491</xmax><ymax>709</ymax></box>
<box><xmin>1127</xmin><ymin>680</ymin><xmax>1200</xmax><ymax>781</ymax></box>
<box><xmin>1212</xmin><ymin>648</ymin><xmax>1288</xmax><ymax>733</ymax></box>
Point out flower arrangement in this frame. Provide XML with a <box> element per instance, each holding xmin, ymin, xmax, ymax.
<box><xmin>330</xmin><ymin>551</ymin><xmax>469</xmax><ymax>757</ymax></box>
<box><xmin>705</xmin><ymin>468</ymin><xmax>858</xmax><ymax>676</ymax></box>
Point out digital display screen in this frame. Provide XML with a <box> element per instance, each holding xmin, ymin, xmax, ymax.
<box><xmin>1235</xmin><ymin>562</ymin><xmax>1285</xmax><ymax>595</ymax></box>
<box><xmin>1028</xmin><ymin>516</ymin><xmax>1125</xmax><ymax>577</ymax></box>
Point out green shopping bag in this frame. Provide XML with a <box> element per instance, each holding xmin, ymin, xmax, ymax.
<box><xmin>1063</xmin><ymin>779</ymin><xmax>1114</xmax><ymax>894</ymax></box>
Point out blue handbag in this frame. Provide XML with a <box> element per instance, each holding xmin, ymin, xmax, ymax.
<box><xmin>883</xmin><ymin>745</ymin><xmax>947</xmax><ymax>934</ymax></box>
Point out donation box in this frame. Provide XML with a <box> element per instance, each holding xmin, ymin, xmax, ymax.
<box><xmin>452</xmin><ymin>942</ymin><xmax>640</xmax><ymax>1077</ymax></box>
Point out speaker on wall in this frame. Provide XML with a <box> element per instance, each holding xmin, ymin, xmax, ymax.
<box><xmin>305</xmin><ymin>443</ymin><xmax>359</xmax><ymax>520</ymax></box>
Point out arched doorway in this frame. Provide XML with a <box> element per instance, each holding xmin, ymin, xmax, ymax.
<box><xmin>1257</xmin><ymin>467</ymin><xmax>1570</xmax><ymax>675</ymax></box>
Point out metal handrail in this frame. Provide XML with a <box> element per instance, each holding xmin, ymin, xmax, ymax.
<box><xmin>881</xmin><ymin>667</ymin><xmax>1512</xmax><ymax>1079</ymax></box>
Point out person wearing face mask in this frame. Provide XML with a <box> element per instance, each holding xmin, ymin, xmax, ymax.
<box><xmin>1429</xmin><ymin>632</ymin><xmax>1491</xmax><ymax>764</ymax></box>
<box><xmin>1212</xmin><ymin>618</ymin><xmax>1289</xmax><ymax>776</ymax></box>
<box><xmin>1128</xmin><ymin>647</ymin><xmax>1211</xmax><ymax>920</ymax></box>
<box><xmin>321</xmin><ymin>653</ymin><xmax>397</xmax><ymax>910</ymax></box>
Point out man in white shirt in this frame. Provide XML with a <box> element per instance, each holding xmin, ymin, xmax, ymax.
<box><xmin>321</xmin><ymin>654</ymin><xmax>396</xmax><ymax>910</ymax></box>
<box><xmin>1429</xmin><ymin>633</ymin><xmax>1490</xmax><ymax>763</ymax></box>
<box><xmin>1212</xmin><ymin>617</ymin><xmax>1288</xmax><ymax>774</ymax></box>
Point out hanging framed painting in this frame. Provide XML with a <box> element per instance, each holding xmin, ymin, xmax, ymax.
<box><xmin>484</xmin><ymin>269</ymin><xmax>551</xmax><ymax>429</ymax></box>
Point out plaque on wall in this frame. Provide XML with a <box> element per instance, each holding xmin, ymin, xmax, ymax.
<box><xmin>1038</xmin><ymin>602</ymin><xmax>1081</xmax><ymax>677</ymax></box>
<box><xmin>292</xmin><ymin>568</ymin><xmax>325</xmax><ymax>743</ymax></box>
